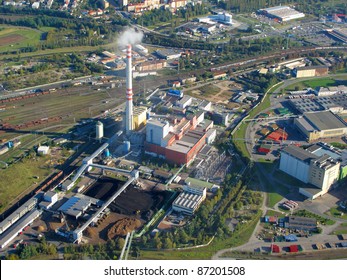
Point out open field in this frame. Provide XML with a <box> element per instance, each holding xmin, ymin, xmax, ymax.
<box><xmin>0</xmin><ymin>156</ymin><xmax>54</xmax><ymax>212</ymax></box>
<box><xmin>0</xmin><ymin>25</ymin><xmax>42</xmax><ymax>53</ymax></box>
<box><xmin>284</xmin><ymin>75</ymin><xmax>347</xmax><ymax>91</ymax></box>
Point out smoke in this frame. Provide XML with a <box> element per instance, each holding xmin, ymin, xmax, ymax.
<box><xmin>117</xmin><ymin>27</ymin><xmax>144</xmax><ymax>49</ymax></box>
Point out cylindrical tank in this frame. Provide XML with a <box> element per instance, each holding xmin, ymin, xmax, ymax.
<box><xmin>123</xmin><ymin>141</ymin><xmax>131</xmax><ymax>153</ymax></box>
<box><xmin>104</xmin><ymin>148</ymin><xmax>110</xmax><ymax>158</ymax></box>
<box><xmin>96</xmin><ymin>121</ymin><xmax>104</xmax><ymax>140</ymax></box>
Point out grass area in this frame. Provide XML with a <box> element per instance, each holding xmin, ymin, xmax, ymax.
<box><xmin>294</xmin><ymin>209</ymin><xmax>335</xmax><ymax>226</ymax></box>
<box><xmin>186</xmin><ymin>84</ymin><xmax>220</xmax><ymax>98</ymax></box>
<box><xmin>326</xmin><ymin>207</ymin><xmax>347</xmax><ymax>220</ymax></box>
<box><xmin>284</xmin><ymin>75</ymin><xmax>347</xmax><ymax>91</ymax></box>
<box><xmin>0</xmin><ymin>44</ymin><xmax>111</xmax><ymax>60</ymax></box>
<box><xmin>265</xmin><ymin>209</ymin><xmax>286</xmax><ymax>218</ymax></box>
<box><xmin>0</xmin><ymin>156</ymin><xmax>53</xmax><ymax>212</ymax></box>
<box><xmin>331</xmin><ymin>223</ymin><xmax>347</xmax><ymax>235</ymax></box>
<box><xmin>256</xmin><ymin>162</ymin><xmax>289</xmax><ymax>208</ymax></box>
<box><xmin>303</xmin><ymin>78</ymin><xmax>336</xmax><ymax>88</ymax></box>
<box><xmin>0</xmin><ymin>25</ymin><xmax>42</xmax><ymax>53</ymax></box>
<box><xmin>139</xmin><ymin>211</ymin><xmax>262</xmax><ymax>260</ymax></box>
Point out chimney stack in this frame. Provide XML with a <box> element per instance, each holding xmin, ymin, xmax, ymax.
<box><xmin>125</xmin><ymin>44</ymin><xmax>133</xmax><ymax>134</ymax></box>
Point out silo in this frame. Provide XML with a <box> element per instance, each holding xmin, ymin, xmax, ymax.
<box><xmin>123</xmin><ymin>141</ymin><xmax>131</xmax><ymax>153</ymax></box>
<box><xmin>96</xmin><ymin>121</ymin><xmax>104</xmax><ymax>140</ymax></box>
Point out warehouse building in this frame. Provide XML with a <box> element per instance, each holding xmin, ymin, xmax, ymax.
<box><xmin>58</xmin><ymin>194</ymin><xmax>101</xmax><ymax>219</ymax></box>
<box><xmin>294</xmin><ymin>65</ymin><xmax>328</xmax><ymax>78</ymax></box>
<box><xmin>294</xmin><ymin>111</ymin><xmax>347</xmax><ymax>142</ymax></box>
<box><xmin>156</xmin><ymin>49</ymin><xmax>181</xmax><ymax>60</ymax></box>
<box><xmin>0</xmin><ymin>198</ymin><xmax>37</xmax><ymax>235</ymax></box>
<box><xmin>136</xmin><ymin>60</ymin><xmax>166</xmax><ymax>71</ymax></box>
<box><xmin>284</xmin><ymin>216</ymin><xmax>317</xmax><ymax>232</ymax></box>
<box><xmin>258</xmin><ymin>6</ymin><xmax>305</xmax><ymax>22</ymax></box>
<box><xmin>0</xmin><ymin>209</ymin><xmax>42</xmax><ymax>249</ymax></box>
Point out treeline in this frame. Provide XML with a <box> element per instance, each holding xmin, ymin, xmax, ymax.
<box><xmin>6</xmin><ymin>240</ymin><xmax>57</xmax><ymax>260</ymax></box>
<box><xmin>144</xmin><ymin>33</ymin><xmax>216</xmax><ymax>50</ymax></box>
<box><xmin>137</xmin><ymin>3</ymin><xmax>208</xmax><ymax>26</ymax></box>
<box><xmin>0</xmin><ymin>6</ymin><xmax>72</xmax><ymax>18</ymax></box>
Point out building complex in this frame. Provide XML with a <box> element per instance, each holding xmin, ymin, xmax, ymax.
<box><xmin>280</xmin><ymin>143</ymin><xmax>346</xmax><ymax>200</ymax></box>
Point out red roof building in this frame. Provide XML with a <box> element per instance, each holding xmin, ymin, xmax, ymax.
<box><xmin>271</xmin><ymin>244</ymin><xmax>280</xmax><ymax>253</ymax></box>
<box><xmin>289</xmin><ymin>245</ymin><xmax>299</xmax><ymax>253</ymax></box>
<box><xmin>267</xmin><ymin>128</ymin><xmax>288</xmax><ymax>142</ymax></box>
<box><xmin>258</xmin><ymin>144</ymin><xmax>271</xmax><ymax>154</ymax></box>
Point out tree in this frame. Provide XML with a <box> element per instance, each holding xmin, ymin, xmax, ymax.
<box><xmin>116</xmin><ymin>238</ymin><xmax>125</xmax><ymax>250</ymax></box>
<box><xmin>163</xmin><ymin>237</ymin><xmax>173</xmax><ymax>249</ymax></box>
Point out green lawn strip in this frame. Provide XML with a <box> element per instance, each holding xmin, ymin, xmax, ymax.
<box><xmin>326</xmin><ymin>207</ymin><xmax>347</xmax><ymax>220</ymax></box>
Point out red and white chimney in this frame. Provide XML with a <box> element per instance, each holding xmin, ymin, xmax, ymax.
<box><xmin>125</xmin><ymin>44</ymin><xmax>133</xmax><ymax>134</ymax></box>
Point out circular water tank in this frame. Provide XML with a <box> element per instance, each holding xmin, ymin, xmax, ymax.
<box><xmin>123</xmin><ymin>141</ymin><xmax>131</xmax><ymax>153</ymax></box>
<box><xmin>96</xmin><ymin>121</ymin><xmax>104</xmax><ymax>140</ymax></box>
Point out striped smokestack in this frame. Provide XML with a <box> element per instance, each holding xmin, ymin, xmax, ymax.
<box><xmin>125</xmin><ymin>44</ymin><xmax>133</xmax><ymax>134</ymax></box>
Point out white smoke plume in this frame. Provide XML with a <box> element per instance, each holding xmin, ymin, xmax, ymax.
<box><xmin>117</xmin><ymin>27</ymin><xmax>144</xmax><ymax>49</ymax></box>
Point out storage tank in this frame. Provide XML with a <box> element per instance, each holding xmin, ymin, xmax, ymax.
<box><xmin>123</xmin><ymin>141</ymin><xmax>131</xmax><ymax>153</ymax></box>
<box><xmin>96</xmin><ymin>121</ymin><xmax>104</xmax><ymax>140</ymax></box>
<box><xmin>104</xmin><ymin>148</ymin><xmax>110</xmax><ymax>158</ymax></box>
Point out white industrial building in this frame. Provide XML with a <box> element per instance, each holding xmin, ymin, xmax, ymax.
<box><xmin>172</xmin><ymin>192</ymin><xmax>204</xmax><ymax>215</ymax></box>
<box><xmin>0</xmin><ymin>197</ymin><xmax>37</xmax><ymax>235</ymax></box>
<box><xmin>146</xmin><ymin>119</ymin><xmax>170</xmax><ymax>147</ymax></box>
<box><xmin>134</xmin><ymin>44</ymin><xmax>148</xmax><ymax>55</ymax></box>
<box><xmin>0</xmin><ymin>209</ymin><xmax>42</xmax><ymax>249</ymax></box>
<box><xmin>205</xmin><ymin>129</ymin><xmax>217</xmax><ymax>144</ymax></box>
<box><xmin>39</xmin><ymin>191</ymin><xmax>59</xmax><ymax>210</ymax></box>
<box><xmin>176</xmin><ymin>96</ymin><xmax>192</xmax><ymax>109</ymax></box>
<box><xmin>259</xmin><ymin>6</ymin><xmax>305</xmax><ymax>22</ymax></box>
<box><xmin>37</xmin><ymin>145</ymin><xmax>50</xmax><ymax>155</ymax></box>
<box><xmin>280</xmin><ymin>145</ymin><xmax>341</xmax><ymax>200</ymax></box>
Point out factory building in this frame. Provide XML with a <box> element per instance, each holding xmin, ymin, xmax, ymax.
<box><xmin>136</xmin><ymin>60</ymin><xmax>166</xmax><ymax>71</ymax></box>
<box><xmin>146</xmin><ymin>119</ymin><xmax>170</xmax><ymax>147</ymax></box>
<box><xmin>280</xmin><ymin>145</ymin><xmax>341</xmax><ymax>200</ymax></box>
<box><xmin>294</xmin><ymin>111</ymin><xmax>347</xmax><ymax>142</ymax></box>
<box><xmin>145</xmin><ymin>113</ymin><xmax>213</xmax><ymax>166</ymax></box>
<box><xmin>294</xmin><ymin>66</ymin><xmax>328</xmax><ymax>78</ymax></box>
<box><xmin>172</xmin><ymin>179</ymin><xmax>207</xmax><ymax>215</ymax></box>
<box><xmin>132</xmin><ymin>106</ymin><xmax>147</xmax><ymax>130</ymax></box>
<box><xmin>172</xmin><ymin>192</ymin><xmax>204</xmax><ymax>215</ymax></box>
<box><xmin>258</xmin><ymin>6</ymin><xmax>305</xmax><ymax>22</ymax></box>
<box><xmin>39</xmin><ymin>191</ymin><xmax>59</xmax><ymax>210</ymax></box>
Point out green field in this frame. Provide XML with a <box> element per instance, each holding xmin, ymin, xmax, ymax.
<box><xmin>326</xmin><ymin>207</ymin><xmax>347</xmax><ymax>220</ymax></box>
<box><xmin>284</xmin><ymin>75</ymin><xmax>347</xmax><ymax>91</ymax></box>
<box><xmin>0</xmin><ymin>25</ymin><xmax>42</xmax><ymax>53</ymax></box>
<box><xmin>0</xmin><ymin>156</ymin><xmax>54</xmax><ymax>212</ymax></box>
